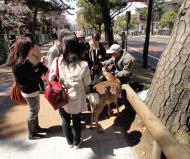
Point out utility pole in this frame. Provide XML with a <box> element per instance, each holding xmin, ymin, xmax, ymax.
<box><xmin>143</xmin><ymin>0</ymin><xmax>153</xmax><ymax>68</ymax></box>
<box><xmin>125</xmin><ymin>11</ymin><xmax>131</xmax><ymax>52</ymax></box>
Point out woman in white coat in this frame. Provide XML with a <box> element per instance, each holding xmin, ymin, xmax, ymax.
<box><xmin>49</xmin><ymin>33</ymin><xmax>91</xmax><ymax>149</ymax></box>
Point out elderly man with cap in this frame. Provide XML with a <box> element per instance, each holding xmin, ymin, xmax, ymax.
<box><xmin>102</xmin><ymin>44</ymin><xmax>135</xmax><ymax>84</ymax></box>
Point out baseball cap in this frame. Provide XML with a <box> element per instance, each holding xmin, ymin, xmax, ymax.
<box><xmin>106</xmin><ymin>44</ymin><xmax>122</xmax><ymax>54</ymax></box>
<box><xmin>76</xmin><ymin>30</ymin><xmax>85</xmax><ymax>38</ymax></box>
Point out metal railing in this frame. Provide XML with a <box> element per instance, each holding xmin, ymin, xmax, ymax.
<box><xmin>122</xmin><ymin>84</ymin><xmax>190</xmax><ymax>159</ymax></box>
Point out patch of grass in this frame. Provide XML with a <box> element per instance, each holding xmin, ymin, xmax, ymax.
<box><xmin>129</xmin><ymin>60</ymin><xmax>154</xmax><ymax>89</ymax></box>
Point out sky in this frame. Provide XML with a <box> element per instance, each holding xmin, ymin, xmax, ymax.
<box><xmin>65</xmin><ymin>2</ymin><xmax>146</xmax><ymax>25</ymax></box>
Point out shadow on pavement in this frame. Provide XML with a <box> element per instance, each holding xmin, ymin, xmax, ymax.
<box><xmin>0</xmin><ymin>95</ymin><xmax>16</xmax><ymax>116</ymax></box>
<box><xmin>114</xmin><ymin>101</ymin><xmax>142</xmax><ymax>147</ymax></box>
<box><xmin>79</xmin><ymin>96</ymin><xmax>142</xmax><ymax>157</ymax></box>
<box><xmin>0</xmin><ymin>95</ymin><xmax>28</xmax><ymax>139</ymax></box>
<box><xmin>46</xmin><ymin>125</ymin><xmax>63</xmax><ymax>138</ymax></box>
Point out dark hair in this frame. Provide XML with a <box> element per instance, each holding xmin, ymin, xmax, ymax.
<box><xmin>58</xmin><ymin>29</ymin><xmax>71</xmax><ymax>42</ymax></box>
<box><xmin>92</xmin><ymin>32</ymin><xmax>101</xmax><ymax>41</ymax></box>
<box><xmin>62</xmin><ymin>33</ymin><xmax>82</xmax><ymax>66</ymax></box>
<box><xmin>12</xmin><ymin>36</ymin><xmax>34</xmax><ymax>64</ymax></box>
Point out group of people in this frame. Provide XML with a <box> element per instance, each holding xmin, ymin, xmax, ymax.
<box><xmin>9</xmin><ymin>28</ymin><xmax>134</xmax><ymax>149</ymax></box>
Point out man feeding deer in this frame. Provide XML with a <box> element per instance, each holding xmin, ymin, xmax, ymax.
<box><xmin>102</xmin><ymin>44</ymin><xmax>135</xmax><ymax>84</ymax></box>
<box><xmin>86</xmin><ymin>43</ymin><xmax>135</xmax><ymax>133</ymax></box>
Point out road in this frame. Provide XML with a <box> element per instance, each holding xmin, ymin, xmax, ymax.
<box><xmin>116</xmin><ymin>35</ymin><xmax>170</xmax><ymax>69</ymax></box>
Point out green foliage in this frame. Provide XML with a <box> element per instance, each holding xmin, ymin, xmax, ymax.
<box><xmin>76</xmin><ymin>10</ymin><xmax>90</xmax><ymax>29</ymax></box>
<box><xmin>109</xmin><ymin>0</ymin><xmax>128</xmax><ymax>10</ymax></box>
<box><xmin>160</xmin><ymin>7</ymin><xmax>178</xmax><ymax>29</ymax></box>
<box><xmin>136</xmin><ymin>6</ymin><xmax>147</xmax><ymax>15</ymax></box>
<box><xmin>129</xmin><ymin>16</ymin><xmax>138</xmax><ymax>30</ymax></box>
<box><xmin>152</xmin><ymin>0</ymin><xmax>165</xmax><ymax>22</ymax></box>
<box><xmin>76</xmin><ymin>0</ymin><xmax>102</xmax><ymax>30</ymax></box>
<box><xmin>136</xmin><ymin>6</ymin><xmax>147</xmax><ymax>24</ymax></box>
<box><xmin>113</xmin><ymin>15</ymin><xmax>138</xmax><ymax>33</ymax></box>
<box><xmin>113</xmin><ymin>15</ymin><xmax>126</xmax><ymax>32</ymax></box>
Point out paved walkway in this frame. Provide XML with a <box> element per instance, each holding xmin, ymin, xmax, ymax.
<box><xmin>0</xmin><ymin>42</ymin><xmax>140</xmax><ymax>159</ymax></box>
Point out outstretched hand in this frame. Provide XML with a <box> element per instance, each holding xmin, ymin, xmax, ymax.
<box><xmin>41</xmin><ymin>56</ymin><xmax>48</xmax><ymax>66</ymax></box>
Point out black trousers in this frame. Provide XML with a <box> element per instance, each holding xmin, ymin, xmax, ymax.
<box><xmin>59</xmin><ymin>108</ymin><xmax>81</xmax><ymax>145</ymax></box>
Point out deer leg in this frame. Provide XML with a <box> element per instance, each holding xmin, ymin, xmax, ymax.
<box><xmin>94</xmin><ymin>105</ymin><xmax>104</xmax><ymax>133</ymax></box>
<box><xmin>107</xmin><ymin>104</ymin><xmax>111</xmax><ymax>116</ymax></box>
<box><xmin>90</xmin><ymin>104</ymin><xmax>97</xmax><ymax>128</ymax></box>
<box><xmin>115</xmin><ymin>101</ymin><xmax>120</xmax><ymax>117</ymax></box>
<box><xmin>90</xmin><ymin>111</ymin><xmax>94</xmax><ymax>128</ymax></box>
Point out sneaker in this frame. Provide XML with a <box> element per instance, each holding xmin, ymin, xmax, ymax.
<box><xmin>74</xmin><ymin>138</ymin><xmax>82</xmax><ymax>149</ymax></box>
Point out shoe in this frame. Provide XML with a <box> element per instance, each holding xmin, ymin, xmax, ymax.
<box><xmin>36</xmin><ymin>117</ymin><xmax>48</xmax><ymax>133</ymax></box>
<box><xmin>68</xmin><ymin>144</ymin><xmax>74</xmax><ymax>148</ymax></box>
<box><xmin>28</xmin><ymin>120</ymin><xmax>46</xmax><ymax>140</ymax></box>
<box><xmin>74</xmin><ymin>138</ymin><xmax>82</xmax><ymax>149</ymax></box>
<box><xmin>28</xmin><ymin>132</ymin><xmax>46</xmax><ymax>140</ymax></box>
<box><xmin>36</xmin><ymin>127</ymin><xmax>48</xmax><ymax>133</ymax></box>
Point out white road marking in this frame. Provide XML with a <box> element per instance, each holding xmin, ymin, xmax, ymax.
<box><xmin>128</xmin><ymin>47</ymin><xmax>159</xmax><ymax>61</ymax></box>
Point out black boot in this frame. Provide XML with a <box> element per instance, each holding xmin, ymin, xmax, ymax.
<box><xmin>36</xmin><ymin>117</ymin><xmax>48</xmax><ymax>133</ymax></box>
<box><xmin>27</xmin><ymin>120</ymin><xmax>45</xmax><ymax>140</ymax></box>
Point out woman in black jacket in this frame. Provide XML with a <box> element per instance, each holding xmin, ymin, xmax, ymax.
<box><xmin>12</xmin><ymin>36</ymin><xmax>48</xmax><ymax>140</ymax></box>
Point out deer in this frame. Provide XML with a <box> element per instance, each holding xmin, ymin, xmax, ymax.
<box><xmin>86</xmin><ymin>66</ymin><xmax>121</xmax><ymax>133</ymax></box>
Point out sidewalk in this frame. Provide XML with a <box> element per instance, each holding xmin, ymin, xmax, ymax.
<box><xmin>0</xmin><ymin>42</ymin><xmax>140</xmax><ymax>159</ymax></box>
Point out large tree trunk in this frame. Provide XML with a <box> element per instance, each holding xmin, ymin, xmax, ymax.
<box><xmin>145</xmin><ymin>0</ymin><xmax>190</xmax><ymax>144</ymax></box>
<box><xmin>98</xmin><ymin>0</ymin><xmax>114</xmax><ymax>46</ymax></box>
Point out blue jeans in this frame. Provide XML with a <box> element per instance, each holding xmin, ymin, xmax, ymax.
<box><xmin>59</xmin><ymin>108</ymin><xmax>81</xmax><ymax>145</ymax></box>
<box><xmin>25</xmin><ymin>95</ymin><xmax>40</xmax><ymax>121</ymax></box>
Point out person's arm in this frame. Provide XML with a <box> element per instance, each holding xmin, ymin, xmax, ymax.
<box><xmin>33</xmin><ymin>45</ymin><xmax>43</xmax><ymax>59</ymax></box>
<box><xmin>115</xmin><ymin>68</ymin><xmax>131</xmax><ymax>78</ymax></box>
<box><xmin>101</xmin><ymin>57</ymin><xmax>114</xmax><ymax>66</ymax></box>
<box><xmin>21</xmin><ymin>61</ymin><xmax>47</xmax><ymax>82</ymax></box>
<box><xmin>99</xmin><ymin>42</ymin><xmax>106</xmax><ymax>60</ymax></box>
<box><xmin>82</xmin><ymin>65</ymin><xmax>92</xmax><ymax>93</ymax></box>
<box><xmin>33</xmin><ymin>62</ymin><xmax>48</xmax><ymax>73</ymax></box>
<box><xmin>47</xmin><ymin>47</ymin><xmax>58</xmax><ymax>68</ymax></box>
<box><xmin>115</xmin><ymin>55</ymin><xmax>134</xmax><ymax>78</ymax></box>
<box><xmin>48</xmin><ymin>58</ymin><xmax>57</xmax><ymax>81</ymax></box>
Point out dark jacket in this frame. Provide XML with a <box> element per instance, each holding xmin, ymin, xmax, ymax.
<box><xmin>88</xmin><ymin>42</ymin><xmax>107</xmax><ymax>68</ymax></box>
<box><xmin>12</xmin><ymin>60</ymin><xmax>48</xmax><ymax>94</ymax></box>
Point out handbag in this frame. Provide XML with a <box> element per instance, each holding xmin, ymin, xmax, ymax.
<box><xmin>44</xmin><ymin>58</ymin><xmax>68</xmax><ymax>110</ymax></box>
<box><xmin>10</xmin><ymin>80</ymin><xmax>27</xmax><ymax>104</ymax></box>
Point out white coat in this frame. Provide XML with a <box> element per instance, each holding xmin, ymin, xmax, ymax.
<box><xmin>49</xmin><ymin>56</ymin><xmax>91</xmax><ymax>114</ymax></box>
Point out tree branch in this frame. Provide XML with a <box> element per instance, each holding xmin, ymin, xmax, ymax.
<box><xmin>111</xmin><ymin>3</ymin><xmax>132</xmax><ymax>20</ymax></box>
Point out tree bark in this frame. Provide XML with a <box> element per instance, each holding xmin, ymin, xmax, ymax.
<box><xmin>145</xmin><ymin>0</ymin><xmax>190</xmax><ymax>144</ymax></box>
<box><xmin>98</xmin><ymin>0</ymin><xmax>114</xmax><ymax>46</ymax></box>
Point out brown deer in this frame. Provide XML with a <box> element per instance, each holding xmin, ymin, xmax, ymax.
<box><xmin>86</xmin><ymin>67</ymin><xmax>121</xmax><ymax>133</ymax></box>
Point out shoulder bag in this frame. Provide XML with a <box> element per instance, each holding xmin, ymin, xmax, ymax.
<box><xmin>10</xmin><ymin>80</ymin><xmax>27</xmax><ymax>104</ymax></box>
<box><xmin>44</xmin><ymin>58</ymin><xmax>68</xmax><ymax>110</ymax></box>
